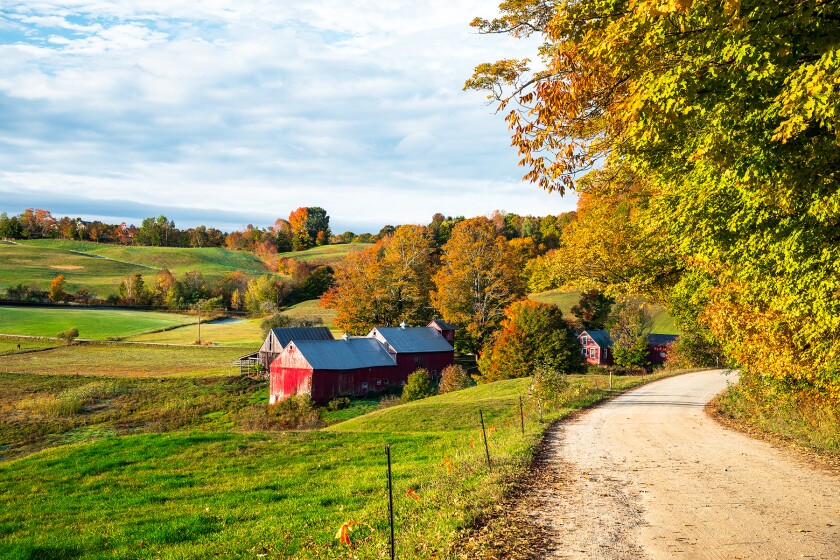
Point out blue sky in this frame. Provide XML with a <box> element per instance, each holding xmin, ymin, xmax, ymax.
<box><xmin>0</xmin><ymin>1</ymin><xmax>577</xmax><ymax>233</ymax></box>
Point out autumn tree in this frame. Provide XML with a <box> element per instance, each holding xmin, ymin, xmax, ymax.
<box><xmin>477</xmin><ymin>300</ymin><xmax>583</xmax><ymax>382</ymax></box>
<box><xmin>322</xmin><ymin>225</ymin><xmax>434</xmax><ymax>334</ymax></box>
<box><xmin>118</xmin><ymin>273</ymin><xmax>148</xmax><ymax>305</ymax></box>
<box><xmin>49</xmin><ymin>275</ymin><xmax>67</xmax><ymax>302</ymax></box>
<box><xmin>437</xmin><ymin>364</ymin><xmax>472</xmax><ymax>394</ymax></box>
<box><xmin>245</xmin><ymin>275</ymin><xmax>290</xmax><ymax>314</ymax></box>
<box><xmin>431</xmin><ymin>217</ymin><xmax>523</xmax><ymax>352</ymax></box>
<box><xmin>607</xmin><ymin>301</ymin><xmax>653</xmax><ymax>369</ymax></box>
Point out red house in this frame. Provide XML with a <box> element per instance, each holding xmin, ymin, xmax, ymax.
<box><xmin>578</xmin><ymin>330</ymin><xmax>678</xmax><ymax>366</ymax></box>
<box><xmin>269</xmin><ymin>338</ymin><xmax>397</xmax><ymax>403</ymax></box>
<box><xmin>368</xmin><ymin>325</ymin><xmax>455</xmax><ymax>379</ymax></box>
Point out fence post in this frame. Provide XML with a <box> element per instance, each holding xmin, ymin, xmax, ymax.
<box><xmin>385</xmin><ymin>444</ymin><xmax>395</xmax><ymax>560</ymax></box>
<box><xmin>519</xmin><ymin>396</ymin><xmax>525</xmax><ymax>435</ymax></box>
<box><xmin>479</xmin><ymin>409</ymin><xmax>491</xmax><ymax>470</ymax></box>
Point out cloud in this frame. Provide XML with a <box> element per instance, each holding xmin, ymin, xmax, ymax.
<box><xmin>0</xmin><ymin>1</ymin><xmax>577</xmax><ymax>232</ymax></box>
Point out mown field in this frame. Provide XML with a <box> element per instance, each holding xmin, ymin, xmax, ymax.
<box><xmin>530</xmin><ymin>289</ymin><xmax>679</xmax><ymax>334</ymax></box>
<box><xmin>0</xmin><ymin>343</ymin><xmax>246</xmax><ymax>378</ymax></box>
<box><xmin>277</xmin><ymin>243</ymin><xmax>372</xmax><ymax>268</ymax></box>
<box><xmin>0</xmin><ymin>359</ymin><xmax>685</xmax><ymax>559</ymax></box>
<box><xmin>0</xmin><ymin>240</ymin><xmax>272</xmax><ymax>297</ymax></box>
<box><xmin>0</xmin><ymin>335</ymin><xmax>60</xmax><ymax>355</ymax></box>
<box><xmin>128</xmin><ymin>318</ymin><xmax>264</xmax><ymax>347</ymax></box>
<box><xmin>0</xmin><ymin>306</ymin><xmax>194</xmax><ymax>339</ymax></box>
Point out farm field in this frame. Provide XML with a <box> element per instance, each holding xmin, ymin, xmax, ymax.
<box><xmin>128</xmin><ymin>317</ymin><xmax>264</xmax><ymax>347</ymax></box>
<box><xmin>0</xmin><ymin>240</ymin><xmax>272</xmax><ymax>297</ymax></box>
<box><xmin>530</xmin><ymin>289</ymin><xmax>679</xmax><ymax>335</ymax></box>
<box><xmin>0</xmin><ymin>371</ymin><xmax>680</xmax><ymax>559</ymax></box>
<box><xmin>277</xmin><ymin>242</ymin><xmax>372</xmax><ymax>268</ymax></box>
<box><xmin>0</xmin><ymin>336</ymin><xmax>60</xmax><ymax>355</ymax></box>
<box><xmin>281</xmin><ymin>299</ymin><xmax>338</xmax><ymax>330</ymax></box>
<box><xmin>0</xmin><ymin>343</ymin><xmax>246</xmax><ymax>378</ymax></box>
<box><xmin>0</xmin><ymin>306</ymin><xmax>194</xmax><ymax>339</ymax></box>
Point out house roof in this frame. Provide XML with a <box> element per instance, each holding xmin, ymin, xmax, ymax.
<box><xmin>370</xmin><ymin>326</ymin><xmax>454</xmax><ymax>353</ymax></box>
<box><xmin>292</xmin><ymin>338</ymin><xmax>396</xmax><ymax>370</ymax></box>
<box><xmin>647</xmin><ymin>333</ymin><xmax>679</xmax><ymax>346</ymax></box>
<box><xmin>270</xmin><ymin>327</ymin><xmax>334</xmax><ymax>349</ymax></box>
<box><xmin>580</xmin><ymin>330</ymin><xmax>613</xmax><ymax>348</ymax></box>
<box><xmin>427</xmin><ymin>319</ymin><xmax>459</xmax><ymax>331</ymax></box>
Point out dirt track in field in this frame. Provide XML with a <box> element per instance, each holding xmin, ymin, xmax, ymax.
<box><xmin>525</xmin><ymin>370</ymin><xmax>840</xmax><ymax>559</ymax></box>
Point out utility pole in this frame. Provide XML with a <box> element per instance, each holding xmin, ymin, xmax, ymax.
<box><xmin>197</xmin><ymin>300</ymin><xmax>202</xmax><ymax>344</ymax></box>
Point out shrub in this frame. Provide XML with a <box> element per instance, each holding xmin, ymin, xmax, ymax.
<box><xmin>378</xmin><ymin>395</ymin><xmax>402</xmax><ymax>409</ymax></box>
<box><xmin>327</xmin><ymin>396</ymin><xmax>351</xmax><ymax>411</ymax></box>
<box><xmin>530</xmin><ymin>364</ymin><xmax>570</xmax><ymax>412</ymax></box>
<box><xmin>402</xmin><ymin>369</ymin><xmax>435</xmax><ymax>402</ymax></box>
<box><xmin>240</xmin><ymin>395</ymin><xmax>323</xmax><ymax>431</ymax></box>
<box><xmin>438</xmin><ymin>364</ymin><xmax>472</xmax><ymax>394</ymax></box>
<box><xmin>57</xmin><ymin>328</ymin><xmax>79</xmax><ymax>345</ymax></box>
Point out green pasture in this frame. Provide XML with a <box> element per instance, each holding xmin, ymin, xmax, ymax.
<box><xmin>128</xmin><ymin>317</ymin><xmax>263</xmax><ymax>347</ymax></box>
<box><xmin>529</xmin><ymin>289</ymin><xmax>679</xmax><ymax>334</ymax></box>
<box><xmin>0</xmin><ymin>336</ymin><xmax>60</xmax><ymax>356</ymax></box>
<box><xmin>0</xmin><ymin>306</ymin><xmax>194</xmax><ymax>339</ymax></box>
<box><xmin>0</xmin><ymin>240</ymin><xmax>272</xmax><ymax>296</ymax></box>
<box><xmin>278</xmin><ymin>243</ymin><xmax>372</xmax><ymax>268</ymax></box>
<box><xmin>0</xmin><ymin>371</ymin><xmax>683</xmax><ymax>559</ymax></box>
<box><xmin>0</xmin><ymin>343</ymin><xmax>246</xmax><ymax>378</ymax></box>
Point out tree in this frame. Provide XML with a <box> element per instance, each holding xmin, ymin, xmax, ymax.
<box><xmin>57</xmin><ymin>327</ymin><xmax>79</xmax><ymax>345</ymax></box>
<box><xmin>118</xmin><ymin>274</ymin><xmax>147</xmax><ymax>305</ymax></box>
<box><xmin>438</xmin><ymin>364</ymin><xmax>472</xmax><ymax>394</ymax></box>
<box><xmin>478</xmin><ymin>300</ymin><xmax>583</xmax><ymax>382</ymax></box>
<box><xmin>245</xmin><ymin>275</ymin><xmax>289</xmax><ymax>314</ymax></box>
<box><xmin>402</xmin><ymin>368</ymin><xmax>435</xmax><ymax>402</ymax></box>
<box><xmin>431</xmin><ymin>217</ymin><xmax>524</xmax><ymax>353</ymax></box>
<box><xmin>49</xmin><ymin>275</ymin><xmax>67</xmax><ymax>303</ymax></box>
<box><xmin>571</xmin><ymin>290</ymin><xmax>614</xmax><ymax>330</ymax></box>
<box><xmin>322</xmin><ymin>225</ymin><xmax>434</xmax><ymax>334</ymax></box>
<box><xmin>607</xmin><ymin>301</ymin><xmax>653</xmax><ymax>369</ymax></box>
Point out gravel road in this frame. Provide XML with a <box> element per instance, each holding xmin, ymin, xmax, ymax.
<box><xmin>529</xmin><ymin>369</ymin><xmax>839</xmax><ymax>559</ymax></box>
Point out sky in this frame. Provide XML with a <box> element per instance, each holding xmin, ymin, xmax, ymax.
<box><xmin>0</xmin><ymin>1</ymin><xmax>578</xmax><ymax>234</ymax></box>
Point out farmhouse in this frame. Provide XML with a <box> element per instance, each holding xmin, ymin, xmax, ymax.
<box><xmin>578</xmin><ymin>329</ymin><xmax>678</xmax><ymax>366</ymax></box>
<box><xmin>258</xmin><ymin>326</ymin><xmax>334</xmax><ymax>369</ymax></box>
<box><xmin>268</xmin><ymin>324</ymin><xmax>455</xmax><ymax>404</ymax></box>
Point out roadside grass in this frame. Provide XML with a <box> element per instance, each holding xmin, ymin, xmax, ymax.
<box><xmin>0</xmin><ymin>306</ymin><xmax>194</xmax><ymax>339</ymax></box>
<box><xmin>1</xmin><ymin>240</ymin><xmax>272</xmax><ymax>296</ymax></box>
<box><xmin>529</xmin><ymin>289</ymin><xmax>679</xmax><ymax>334</ymax></box>
<box><xmin>277</xmin><ymin>243</ymin><xmax>373</xmax><ymax>268</ymax></box>
<box><xmin>0</xmin><ymin>335</ymin><xmax>60</xmax><ymax>355</ymax></box>
<box><xmin>0</xmin><ymin>343</ymin><xmax>247</xmax><ymax>378</ymax></box>
<box><xmin>128</xmin><ymin>317</ymin><xmax>264</xmax><ymax>347</ymax></box>
<box><xmin>0</xmin><ymin>370</ymin><xmax>685</xmax><ymax>559</ymax></box>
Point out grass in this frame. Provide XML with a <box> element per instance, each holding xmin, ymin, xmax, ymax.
<box><xmin>0</xmin><ymin>368</ymin><xmax>685</xmax><ymax>559</ymax></box>
<box><xmin>0</xmin><ymin>343</ymin><xmax>248</xmax><ymax>378</ymax></box>
<box><xmin>0</xmin><ymin>335</ymin><xmax>60</xmax><ymax>355</ymax></box>
<box><xmin>529</xmin><ymin>289</ymin><xmax>680</xmax><ymax>334</ymax></box>
<box><xmin>277</xmin><ymin>243</ymin><xmax>372</xmax><ymax>268</ymax></box>
<box><xmin>0</xmin><ymin>306</ymin><xmax>194</xmax><ymax>340</ymax></box>
<box><xmin>0</xmin><ymin>240</ymin><xmax>272</xmax><ymax>297</ymax></box>
<box><xmin>128</xmin><ymin>317</ymin><xmax>264</xmax><ymax>347</ymax></box>
<box><xmin>281</xmin><ymin>299</ymin><xmax>338</xmax><ymax>330</ymax></box>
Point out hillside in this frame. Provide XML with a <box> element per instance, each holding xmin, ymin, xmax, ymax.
<box><xmin>277</xmin><ymin>242</ymin><xmax>373</xmax><ymax>268</ymax></box>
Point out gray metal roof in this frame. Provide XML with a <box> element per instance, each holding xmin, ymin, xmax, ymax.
<box><xmin>647</xmin><ymin>334</ymin><xmax>679</xmax><ymax>346</ymax></box>
<box><xmin>580</xmin><ymin>330</ymin><xmax>613</xmax><ymax>348</ymax></box>
<box><xmin>428</xmin><ymin>319</ymin><xmax>459</xmax><ymax>331</ymax></box>
<box><xmin>372</xmin><ymin>327</ymin><xmax>454</xmax><ymax>353</ymax></box>
<box><xmin>271</xmin><ymin>327</ymin><xmax>334</xmax><ymax>349</ymax></box>
<box><xmin>293</xmin><ymin>338</ymin><xmax>396</xmax><ymax>370</ymax></box>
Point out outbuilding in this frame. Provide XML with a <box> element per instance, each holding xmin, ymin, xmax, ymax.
<box><xmin>258</xmin><ymin>326</ymin><xmax>334</xmax><ymax>370</ymax></box>
<box><xmin>368</xmin><ymin>325</ymin><xmax>455</xmax><ymax>379</ymax></box>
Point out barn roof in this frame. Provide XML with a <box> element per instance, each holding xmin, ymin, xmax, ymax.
<box><xmin>580</xmin><ymin>330</ymin><xmax>613</xmax><ymax>348</ymax></box>
<box><xmin>427</xmin><ymin>319</ymin><xmax>459</xmax><ymax>331</ymax></box>
<box><xmin>293</xmin><ymin>338</ymin><xmax>396</xmax><ymax>370</ymax></box>
<box><xmin>371</xmin><ymin>327</ymin><xmax>454</xmax><ymax>353</ymax></box>
<box><xmin>270</xmin><ymin>327</ymin><xmax>334</xmax><ymax>349</ymax></box>
<box><xmin>647</xmin><ymin>333</ymin><xmax>679</xmax><ymax>346</ymax></box>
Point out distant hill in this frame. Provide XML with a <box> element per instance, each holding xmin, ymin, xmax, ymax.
<box><xmin>529</xmin><ymin>288</ymin><xmax>679</xmax><ymax>335</ymax></box>
<box><xmin>277</xmin><ymin>242</ymin><xmax>373</xmax><ymax>268</ymax></box>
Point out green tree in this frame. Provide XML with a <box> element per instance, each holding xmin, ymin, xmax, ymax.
<box><xmin>118</xmin><ymin>273</ymin><xmax>147</xmax><ymax>305</ymax></box>
<box><xmin>607</xmin><ymin>301</ymin><xmax>652</xmax><ymax>369</ymax></box>
<box><xmin>571</xmin><ymin>290</ymin><xmax>614</xmax><ymax>330</ymax></box>
<box><xmin>402</xmin><ymin>368</ymin><xmax>435</xmax><ymax>402</ymax></box>
<box><xmin>57</xmin><ymin>327</ymin><xmax>79</xmax><ymax>345</ymax></box>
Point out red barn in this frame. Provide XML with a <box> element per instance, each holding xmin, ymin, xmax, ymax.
<box><xmin>578</xmin><ymin>330</ymin><xmax>679</xmax><ymax>366</ymax></box>
<box><xmin>368</xmin><ymin>325</ymin><xmax>455</xmax><ymax>379</ymax></box>
<box><xmin>258</xmin><ymin>327</ymin><xmax>334</xmax><ymax>369</ymax></box>
<box><xmin>270</xmin><ymin>338</ymin><xmax>397</xmax><ymax>404</ymax></box>
<box><xmin>427</xmin><ymin>319</ymin><xmax>458</xmax><ymax>347</ymax></box>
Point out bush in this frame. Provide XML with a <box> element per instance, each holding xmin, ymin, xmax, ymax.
<box><xmin>327</xmin><ymin>396</ymin><xmax>351</xmax><ymax>411</ymax></box>
<box><xmin>402</xmin><ymin>368</ymin><xmax>435</xmax><ymax>402</ymax></box>
<box><xmin>239</xmin><ymin>395</ymin><xmax>323</xmax><ymax>430</ymax></box>
<box><xmin>57</xmin><ymin>328</ymin><xmax>79</xmax><ymax>345</ymax></box>
<box><xmin>530</xmin><ymin>364</ymin><xmax>570</xmax><ymax>412</ymax></box>
<box><xmin>438</xmin><ymin>364</ymin><xmax>472</xmax><ymax>394</ymax></box>
<box><xmin>378</xmin><ymin>395</ymin><xmax>402</xmax><ymax>409</ymax></box>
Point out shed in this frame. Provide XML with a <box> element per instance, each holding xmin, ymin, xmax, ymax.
<box><xmin>258</xmin><ymin>327</ymin><xmax>334</xmax><ymax>369</ymax></box>
<box><xmin>269</xmin><ymin>338</ymin><xmax>399</xmax><ymax>404</ymax></box>
<box><xmin>427</xmin><ymin>319</ymin><xmax>458</xmax><ymax>347</ymax></box>
<box><xmin>368</xmin><ymin>325</ymin><xmax>455</xmax><ymax>379</ymax></box>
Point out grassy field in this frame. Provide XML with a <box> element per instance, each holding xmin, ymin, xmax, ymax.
<box><xmin>0</xmin><ymin>240</ymin><xmax>272</xmax><ymax>296</ymax></box>
<box><xmin>0</xmin><ymin>343</ymin><xmax>247</xmax><ymax>378</ymax></box>
<box><xmin>0</xmin><ymin>306</ymin><xmax>194</xmax><ymax>339</ymax></box>
<box><xmin>277</xmin><ymin>243</ymin><xmax>372</xmax><ymax>268</ymax></box>
<box><xmin>0</xmin><ymin>336</ymin><xmax>60</xmax><ymax>355</ymax></box>
<box><xmin>529</xmin><ymin>289</ymin><xmax>679</xmax><ymax>334</ymax></box>
<box><xmin>0</xmin><ymin>368</ymin><xmax>684</xmax><ymax>559</ymax></box>
<box><xmin>128</xmin><ymin>317</ymin><xmax>264</xmax><ymax>347</ymax></box>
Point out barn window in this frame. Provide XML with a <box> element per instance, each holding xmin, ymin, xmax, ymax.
<box><xmin>414</xmin><ymin>356</ymin><xmax>421</xmax><ymax>364</ymax></box>
<box><xmin>589</xmin><ymin>348</ymin><xmax>596</xmax><ymax>359</ymax></box>
<box><xmin>376</xmin><ymin>379</ymin><xmax>382</xmax><ymax>386</ymax></box>
<box><xmin>361</xmin><ymin>382</ymin><xmax>369</xmax><ymax>390</ymax></box>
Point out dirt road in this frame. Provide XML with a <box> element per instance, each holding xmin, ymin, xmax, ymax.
<box><xmin>528</xmin><ymin>370</ymin><xmax>839</xmax><ymax>559</ymax></box>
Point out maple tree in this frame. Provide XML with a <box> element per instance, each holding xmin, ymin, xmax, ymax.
<box><xmin>48</xmin><ymin>275</ymin><xmax>67</xmax><ymax>303</ymax></box>
<box><xmin>469</xmin><ymin>0</ymin><xmax>840</xmax><ymax>401</ymax></box>
<box><xmin>431</xmin><ymin>217</ymin><xmax>524</xmax><ymax>353</ymax></box>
